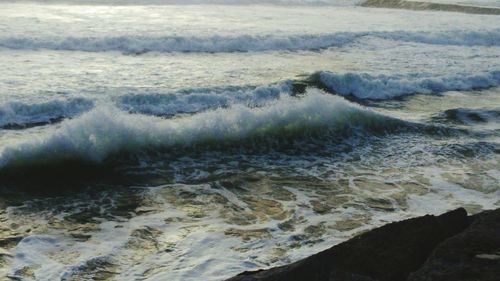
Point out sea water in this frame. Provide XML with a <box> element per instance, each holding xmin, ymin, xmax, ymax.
<box><xmin>0</xmin><ymin>1</ymin><xmax>499</xmax><ymax>280</ymax></box>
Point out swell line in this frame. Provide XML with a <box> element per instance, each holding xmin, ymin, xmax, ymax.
<box><xmin>1</xmin><ymin>29</ymin><xmax>498</xmax><ymax>54</ymax></box>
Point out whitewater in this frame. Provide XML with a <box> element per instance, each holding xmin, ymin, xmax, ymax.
<box><xmin>0</xmin><ymin>1</ymin><xmax>499</xmax><ymax>280</ymax></box>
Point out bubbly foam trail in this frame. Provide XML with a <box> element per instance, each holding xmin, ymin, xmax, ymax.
<box><xmin>0</xmin><ymin>90</ymin><xmax>403</xmax><ymax>169</ymax></box>
<box><xmin>1</xmin><ymin>29</ymin><xmax>498</xmax><ymax>54</ymax></box>
<box><xmin>319</xmin><ymin>71</ymin><xmax>500</xmax><ymax>99</ymax></box>
<box><xmin>0</xmin><ymin>98</ymin><xmax>94</xmax><ymax>129</ymax></box>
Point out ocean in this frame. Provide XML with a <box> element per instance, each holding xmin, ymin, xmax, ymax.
<box><xmin>0</xmin><ymin>0</ymin><xmax>499</xmax><ymax>280</ymax></box>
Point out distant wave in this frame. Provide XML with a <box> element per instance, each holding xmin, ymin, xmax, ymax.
<box><xmin>6</xmin><ymin>0</ymin><xmax>364</xmax><ymax>5</ymax></box>
<box><xmin>1</xmin><ymin>29</ymin><xmax>498</xmax><ymax>54</ymax></box>
<box><xmin>319</xmin><ymin>70</ymin><xmax>500</xmax><ymax>99</ymax></box>
<box><xmin>0</xmin><ymin>34</ymin><xmax>358</xmax><ymax>54</ymax></box>
<box><xmin>377</xmin><ymin>29</ymin><xmax>500</xmax><ymax>47</ymax></box>
<box><xmin>0</xmin><ymin>90</ymin><xmax>406</xmax><ymax>169</ymax></box>
<box><xmin>117</xmin><ymin>82</ymin><xmax>291</xmax><ymax>115</ymax></box>
<box><xmin>0</xmin><ymin>98</ymin><xmax>94</xmax><ymax>129</ymax></box>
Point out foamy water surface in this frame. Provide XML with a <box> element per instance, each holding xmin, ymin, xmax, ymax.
<box><xmin>0</xmin><ymin>1</ymin><xmax>499</xmax><ymax>280</ymax></box>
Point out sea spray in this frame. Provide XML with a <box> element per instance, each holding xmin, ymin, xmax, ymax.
<box><xmin>0</xmin><ymin>90</ymin><xmax>403</xmax><ymax>169</ymax></box>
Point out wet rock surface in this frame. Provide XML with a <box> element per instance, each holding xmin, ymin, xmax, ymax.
<box><xmin>228</xmin><ymin>208</ymin><xmax>500</xmax><ymax>281</ymax></box>
<box><xmin>409</xmin><ymin>208</ymin><xmax>500</xmax><ymax>281</ymax></box>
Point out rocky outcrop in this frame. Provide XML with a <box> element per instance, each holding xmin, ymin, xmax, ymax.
<box><xmin>361</xmin><ymin>0</ymin><xmax>500</xmax><ymax>15</ymax></box>
<box><xmin>408</xmin><ymin>208</ymin><xmax>500</xmax><ymax>281</ymax></box>
<box><xmin>227</xmin><ymin>208</ymin><xmax>470</xmax><ymax>281</ymax></box>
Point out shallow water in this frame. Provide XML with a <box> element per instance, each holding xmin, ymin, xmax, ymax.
<box><xmin>0</xmin><ymin>1</ymin><xmax>499</xmax><ymax>280</ymax></box>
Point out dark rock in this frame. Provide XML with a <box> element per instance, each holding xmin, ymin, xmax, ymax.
<box><xmin>361</xmin><ymin>0</ymin><xmax>500</xmax><ymax>15</ymax></box>
<box><xmin>227</xmin><ymin>208</ymin><xmax>469</xmax><ymax>281</ymax></box>
<box><xmin>0</xmin><ymin>236</ymin><xmax>23</xmax><ymax>248</ymax></box>
<box><xmin>64</xmin><ymin>207</ymin><xmax>101</xmax><ymax>223</ymax></box>
<box><xmin>70</xmin><ymin>233</ymin><xmax>92</xmax><ymax>242</ymax></box>
<box><xmin>408</xmin><ymin>209</ymin><xmax>500</xmax><ymax>281</ymax></box>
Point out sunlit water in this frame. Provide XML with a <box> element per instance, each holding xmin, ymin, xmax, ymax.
<box><xmin>0</xmin><ymin>1</ymin><xmax>499</xmax><ymax>280</ymax></box>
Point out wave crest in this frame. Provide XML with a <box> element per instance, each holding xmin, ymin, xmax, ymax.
<box><xmin>1</xmin><ymin>29</ymin><xmax>498</xmax><ymax>53</ymax></box>
<box><xmin>319</xmin><ymin>71</ymin><xmax>500</xmax><ymax>99</ymax></box>
<box><xmin>117</xmin><ymin>82</ymin><xmax>291</xmax><ymax>115</ymax></box>
<box><xmin>0</xmin><ymin>90</ymin><xmax>403</xmax><ymax>169</ymax></box>
<box><xmin>0</xmin><ymin>98</ymin><xmax>94</xmax><ymax>129</ymax></box>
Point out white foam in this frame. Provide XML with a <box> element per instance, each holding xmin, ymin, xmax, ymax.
<box><xmin>9</xmin><ymin>235</ymin><xmax>71</xmax><ymax>281</ymax></box>
<box><xmin>320</xmin><ymin>71</ymin><xmax>500</xmax><ymax>99</ymax></box>
<box><xmin>11</xmin><ymin>174</ymin><xmax>498</xmax><ymax>281</ymax></box>
<box><xmin>406</xmin><ymin>166</ymin><xmax>500</xmax><ymax>215</ymax></box>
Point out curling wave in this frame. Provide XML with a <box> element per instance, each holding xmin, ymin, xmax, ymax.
<box><xmin>0</xmin><ymin>90</ymin><xmax>406</xmax><ymax>169</ymax></box>
<box><xmin>319</xmin><ymin>70</ymin><xmax>500</xmax><ymax>99</ymax></box>
<box><xmin>1</xmin><ymin>29</ymin><xmax>498</xmax><ymax>53</ymax></box>
<box><xmin>0</xmin><ymin>98</ymin><xmax>94</xmax><ymax>129</ymax></box>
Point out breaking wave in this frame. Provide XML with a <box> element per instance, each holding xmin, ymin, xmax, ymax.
<box><xmin>0</xmin><ymin>84</ymin><xmax>290</xmax><ymax>129</ymax></box>
<box><xmin>0</xmin><ymin>90</ymin><xmax>406</xmax><ymax>169</ymax></box>
<box><xmin>1</xmin><ymin>29</ymin><xmax>498</xmax><ymax>53</ymax></box>
<box><xmin>0</xmin><ymin>98</ymin><xmax>94</xmax><ymax>129</ymax></box>
<box><xmin>2</xmin><ymin>69</ymin><xmax>499</xmax><ymax>131</ymax></box>
<box><xmin>319</xmin><ymin>70</ymin><xmax>500</xmax><ymax>99</ymax></box>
